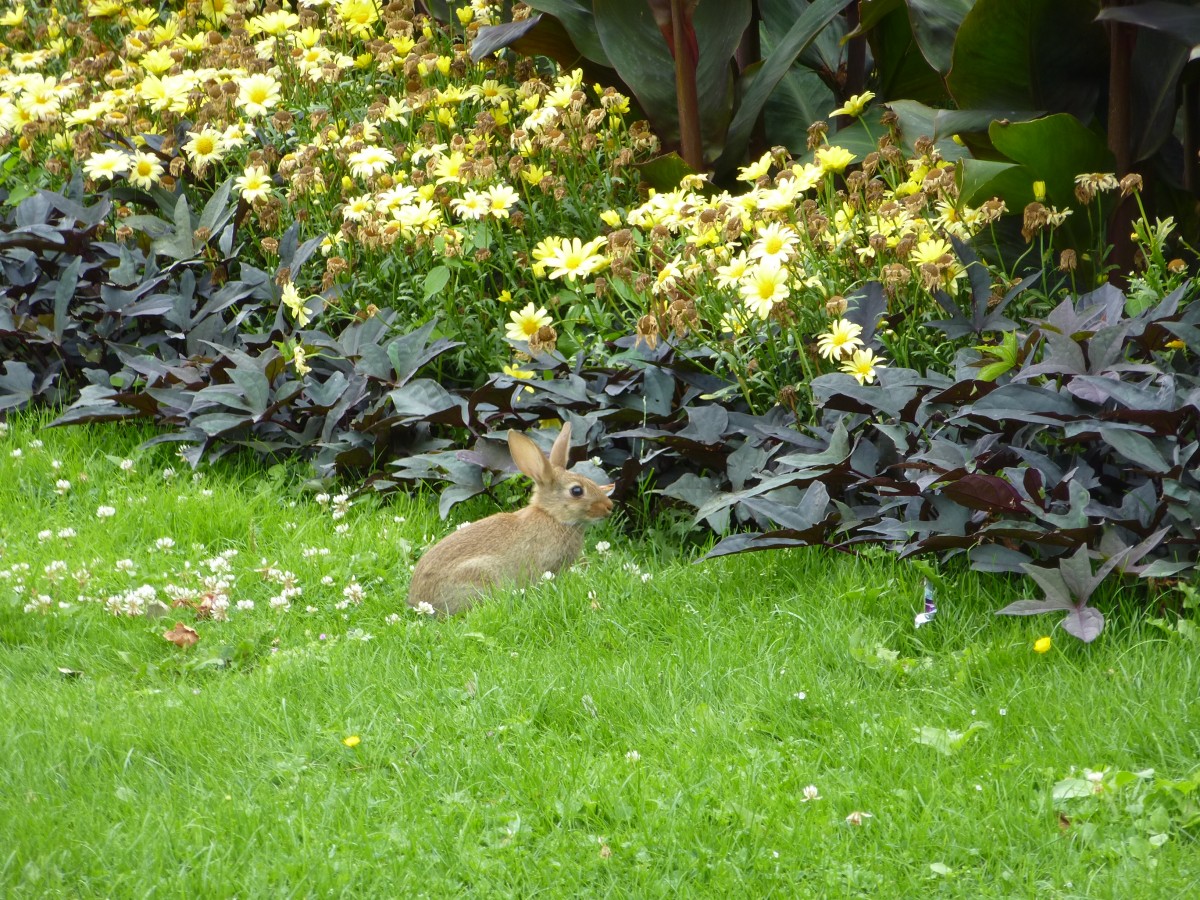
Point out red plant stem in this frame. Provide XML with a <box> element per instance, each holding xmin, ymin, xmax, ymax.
<box><xmin>670</xmin><ymin>0</ymin><xmax>704</xmax><ymax>171</ymax></box>
<box><xmin>1105</xmin><ymin>0</ymin><xmax>1135</xmax><ymax>284</ymax></box>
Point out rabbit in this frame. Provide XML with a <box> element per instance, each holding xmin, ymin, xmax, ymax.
<box><xmin>407</xmin><ymin>423</ymin><xmax>614</xmax><ymax>615</ymax></box>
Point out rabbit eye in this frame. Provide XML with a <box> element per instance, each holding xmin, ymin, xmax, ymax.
<box><xmin>569</xmin><ymin>485</ymin><xmax>584</xmax><ymax>498</ymax></box>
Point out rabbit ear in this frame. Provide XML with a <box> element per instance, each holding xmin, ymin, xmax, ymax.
<box><xmin>508</xmin><ymin>430</ymin><xmax>552</xmax><ymax>483</ymax></box>
<box><xmin>548</xmin><ymin>422</ymin><xmax>572</xmax><ymax>469</ymax></box>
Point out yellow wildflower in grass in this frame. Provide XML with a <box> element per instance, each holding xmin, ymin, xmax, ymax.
<box><xmin>138</xmin><ymin>47</ymin><xmax>176</xmax><ymax>75</ymax></box>
<box><xmin>87</xmin><ymin>0</ymin><xmax>125</xmax><ymax>18</ymax></box>
<box><xmin>502</xmin><ymin>362</ymin><xmax>535</xmax><ymax>380</ymax></box>
<box><xmin>249</xmin><ymin>9</ymin><xmax>299</xmax><ymax>37</ymax></box>
<box><xmin>737</xmin><ymin>151</ymin><xmax>773</xmax><ymax>183</ymax></box>
<box><xmin>815</xmin><ymin>145</ymin><xmax>856</xmax><ymax>175</ymax></box>
<box><xmin>748</xmin><ymin>222</ymin><xmax>800</xmax><ymax>264</ymax></box>
<box><xmin>544</xmin><ymin>236</ymin><xmax>608</xmax><ymax>282</ymax></box>
<box><xmin>126</xmin><ymin>151</ymin><xmax>163</xmax><ymax>189</ymax></box>
<box><xmin>347</xmin><ymin>145</ymin><xmax>396</xmax><ymax>180</ymax></box>
<box><xmin>432</xmin><ymin>150</ymin><xmax>467</xmax><ymax>185</ymax></box>
<box><xmin>341</xmin><ymin>193</ymin><xmax>374</xmax><ymax>222</ymax></box>
<box><xmin>909</xmin><ymin>238</ymin><xmax>953</xmax><ymax>267</ymax></box>
<box><xmin>281</xmin><ymin>282</ymin><xmax>313</xmax><ymax>328</ymax></box>
<box><xmin>485</xmin><ymin>183</ymin><xmax>521</xmax><ymax>219</ymax></box>
<box><xmin>338</xmin><ymin>0</ymin><xmax>379</xmax><ymax>37</ymax></box>
<box><xmin>715</xmin><ymin>252</ymin><xmax>751</xmax><ymax>289</ymax></box>
<box><xmin>1034</xmin><ymin>636</ymin><xmax>1052</xmax><ymax>654</ymax></box>
<box><xmin>503</xmin><ymin>363</ymin><xmax>536</xmax><ymax>395</ymax></box>
<box><xmin>839</xmin><ymin>347</ymin><xmax>886</xmax><ymax>385</ymax></box>
<box><xmin>0</xmin><ymin>3</ymin><xmax>26</xmax><ymax>26</ymax></box>
<box><xmin>342</xmin><ymin>735</ymin><xmax>361</xmax><ymax>748</ymax></box>
<box><xmin>126</xmin><ymin>5</ymin><xmax>159</xmax><ymax>28</ymax></box>
<box><xmin>139</xmin><ymin>72</ymin><xmax>193</xmax><ymax>114</ymax></box>
<box><xmin>451</xmin><ymin>189</ymin><xmax>489</xmax><ymax>221</ymax></box>
<box><xmin>234</xmin><ymin>165</ymin><xmax>273</xmax><ymax>203</ymax></box>
<box><xmin>394</xmin><ymin>199</ymin><xmax>442</xmax><ymax>236</ymax></box>
<box><xmin>83</xmin><ymin>148</ymin><xmax>130</xmax><ymax>182</ymax></box>
<box><xmin>235</xmin><ymin>73</ymin><xmax>281</xmax><ymax>118</ymax></box>
<box><xmin>599</xmin><ymin>209</ymin><xmax>622</xmax><ymax>228</ymax></box>
<box><xmin>292</xmin><ymin>345</ymin><xmax>312</xmax><ymax>376</ymax></box>
<box><xmin>530</xmin><ymin>236</ymin><xmax>563</xmax><ymax>278</ymax></box>
<box><xmin>740</xmin><ymin>259</ymin><xmax>790</xmax><ymax>319</ymax></box>
<box><xmin>828</xmin><ymin>91</ymin><xmax>875</xmax><ymax>118</ymax></box>
<box><xmin>182</xmin><ymin>127</ymin><xmax>226</xmax><ymax>172</ymax></box>
<box><xmin>506</xmin><ymin>303</ymin><xmax>553</xmax><ymax>343</ymax></box>
<box><xmin>816</xmin><ymin>319</ymin><xmax>864</xmax><ymax>361</ymax></box>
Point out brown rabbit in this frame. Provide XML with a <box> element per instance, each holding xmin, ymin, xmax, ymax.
<box><xmin>407</xmin><ymin>423</ymin><xmax>614</xmax><ymax>615</ymax></box>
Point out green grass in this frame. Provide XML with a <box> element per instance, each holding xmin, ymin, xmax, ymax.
<box><xmin>1</xmin><ymin>413</ymin><xmax>1198</xmax><ymax>897</ymax></box>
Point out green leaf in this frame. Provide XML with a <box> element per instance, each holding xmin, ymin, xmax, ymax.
<box><xmin>904</xmin><ymin>0</ymin><xmax>976</xmax><ymax>74</ymax></box>
<box><xmin>1052</xmin><ymin>777</ymin><xmax>1094</xmax><ymax>803</ymax></box>
<box><xmin>524</xmin><ymin>0</ymin><xmax>609</xmax><ymax>64</ymax></box>
<box><xmin>867</xmin><ymin>6</ymin><xmax>948</xmax><ymax>106</ymax></box>
<box><xmin>913</xmin><ymin>721</ymin><xmax>989</xmax><ymax>756</ymax></box>
<box><xmin>987</xmin><ymin>114</ymin><xmax>1114</xmax><ymax>247</ymax></box>
<box><xmin>632</xmin><ymin>153</ymin><xmax>695</xmax><ymax>192</ymax></box>
<box><xmin>52</xmin><ymin>255</ymin><xmax>82</xmax><ymax>346</ymax></box>
<box><xmin>197</xmin><ymin>176</ymin><xmax>236</xmax><ymax>238</ymax></box>
<box><xmin>947</xmin><ymin>0</ymin><xmax>1107</xmax><ymax>119</ymax></box>
<box><xmin>422</xmin><ymin>265</ymin><xmax>452</xmax><ymax>299</ymax></box>
<box><xmin>714</xmin><ymin>0</ymin><xmax>847</xmax><ymax>173</ymax></box>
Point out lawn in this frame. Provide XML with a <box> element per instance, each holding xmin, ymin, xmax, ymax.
<box><xmin>1</xmin><ymin>413</ymin><xmax>1197</xmax><ymax>897</ymax></box>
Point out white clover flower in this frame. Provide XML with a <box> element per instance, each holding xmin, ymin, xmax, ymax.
<box><xmin>625</xmin><ymin>750</ymin><xmax>640</xmax><ymax>762</ymax></box>
<box><xmin>594</xmin><ymin>541</ymin><xmax>611</xmax><ymax>554</ymax></box>
<box><xmin>155</xmin><ymin>537</ymin><xmax>175</xmax><ymax>550</ymax></box>
<box><xmin>119</xmin><ymin>458</ymin><xmax>134</xmax><ymax>471</ymax></box>
<box><xmin>96</xmin><ymin>505</ymin><xmax>116</xmax><ymax>518</ymax></box>
<box><xmin>57</xmin><ymin>528</ymin><xmax>76</xmax><ymax>539</ymax></box>
<box><xmin>800</xmin><ymin>785</ymin><xmax>821</xmax><ymax>802</ymax></box>
<box><xmin>415</xmin><ymin>601</ymin><xmax>437</xmax><ymax>616</ymax></box>
<box><xmin>37</xmin><ymin>530</ymin><xmax>53</xmax><ymax>542</ymax></box>
<box><xmin>237</xmin><ymin>599</ymin><xmax>255</xmax><ymax>611</ymax></box>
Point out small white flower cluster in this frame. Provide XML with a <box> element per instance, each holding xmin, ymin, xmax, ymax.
<box><xmin>23</xmin><ymin>593</ymin><xmax>54</xmax><ymax>614</ymax></box>
<box><xmin>335</xmin><ymin>579</ymin><xmax>365</xmax><ymax>610</ymax></box>
<box><xmin>315</xmin><ymin>492</ymin><xmax>352</xmax><ymax>520</ymax></box>
<box><xmin>261</xmin><ymin>565</ymin><xmax>302</xmax><ymax>610</ymax></box>
<box><xmin>37</xmin><ymin>528</ymin><xmax>77</xmax><ymax>542</ymax></box>
<box><xmin>301</xmin><ymin>546</ymin><xmax>331</xmax><ymax>558</ymax></box>
<box><xmin>104</xmin><ymin>583</ymin><xmax>159</xmax><ymax>617</ymax></box>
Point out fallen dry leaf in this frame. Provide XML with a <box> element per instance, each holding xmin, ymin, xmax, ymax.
<box><xmin>163</xmin><ymin>621</ymin><xmax>199</xmax><ymax>648</ymax></box>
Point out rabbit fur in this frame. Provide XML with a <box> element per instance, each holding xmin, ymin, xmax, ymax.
<box><xmin>407</xmin><ymin>423</ymin><xmax>614</xmax><ymax>615</ymax></box>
